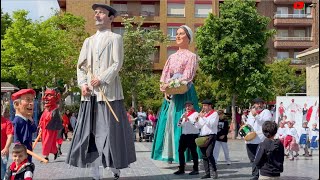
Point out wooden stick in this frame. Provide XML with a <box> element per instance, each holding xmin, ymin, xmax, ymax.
<box><xmin>27</xmin><ymin>149</ymin><xmax>48</xmax><ymax>163</ymax></box>
<box><xmin>87</xmin><ymin>68</ymin><xmax>120</xmax><ymax>122</ymax></box>
<box><xmin>32</xmin><ymin>130</ymin><xmax>42</xmax><ymax>150</ymax></box>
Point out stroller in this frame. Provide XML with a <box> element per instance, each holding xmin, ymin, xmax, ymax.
<box><xmin>143</xmin><ymin>120</ymin><xmax>154</xmax><ymax>142</ymax></box>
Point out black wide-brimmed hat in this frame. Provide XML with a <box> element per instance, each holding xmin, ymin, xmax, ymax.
<box><xmin>201</xmin><ymin>99</ymin><xmax>212</xmax><ymax>105</ymax></box>
<box><xmin>92</xmin><ymin>3</ymin><xmax>117</xmax><ymax>16</ymax></box>
<box><xmin>184</xmin><ymin>101</ymin><xmax>194</xmax><ymax>105</ymax></box>
<box><xmin>252</xmin><ymin>97</ymin><xmax>264</xmax><ymax>103</ymax></box>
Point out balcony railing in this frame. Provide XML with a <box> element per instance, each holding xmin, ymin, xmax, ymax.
<box><xmin>140</xmin><ymin>11</ymin><xmax>156</xmax><ymax>17</ymax></box>
<box><xmin>117</xmin><ymin>11</ymin><xmax>129</xmax><ymax>17</ymax></box>
<box><xmin>274</xmin><ymin>37</ymin><xmax>312</xmax><ymax>41</ymax></box>
<box><xmin>273</xmin><ymin>58</ymin><xmax>305</xmax><ymax>65</ymax></box>
<box><xmin>167</xmin><ymin>14</ymin><xmax>185</xmax><ymax>17</ymax></box>
<box><xmin>195</xmin><ymin>14</ymin><xmax>209</xmax><ymax>18</ymax></box>
<box><xmin>274</xmin><ymin>14</ymin><xmax>312</xmax><ymax>18</ymax></box>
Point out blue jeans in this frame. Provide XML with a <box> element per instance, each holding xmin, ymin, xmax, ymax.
<box><xmin>1</xmin><ymin>155</ymin><xmax>8</xmax><ymax>180</ymax></box>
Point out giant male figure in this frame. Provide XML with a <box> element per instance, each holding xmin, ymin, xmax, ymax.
<box><xmin>65</xmin><ymin>3</ymin><xmax>136</xmax><ymax>180</ymax></box>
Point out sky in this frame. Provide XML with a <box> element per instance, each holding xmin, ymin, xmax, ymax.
<box><xmin>1</xmin><ymin>0</ymin><xmax>60</xmax><ymax>21</ymax></box>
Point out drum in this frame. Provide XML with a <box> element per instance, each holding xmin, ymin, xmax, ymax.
<box><xmin>239</xmin><ymin>124</ymin><xmax>257</xmax><ymax>141</ymax></box>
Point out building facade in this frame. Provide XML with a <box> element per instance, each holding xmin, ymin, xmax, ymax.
<box><xmin>58</xmin><ymin>0</ymin><xmax>319</xmax><ymax>71</ymax></box>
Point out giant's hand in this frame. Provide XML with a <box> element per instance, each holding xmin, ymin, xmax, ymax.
<box><xmin>91</xmin><ymin>77</ymin><xmax>101</xmax><ymax>87</ymax></box>
<box><xmin>81</xmin><ymin>84</ymin><xmax>91</xmax><ymax>96</ymax></box>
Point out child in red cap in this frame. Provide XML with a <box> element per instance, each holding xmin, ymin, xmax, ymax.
<box><xmin>11</xmin><ymin>89</ymin><xmax>37</xmax><ymax>162</ymax></box>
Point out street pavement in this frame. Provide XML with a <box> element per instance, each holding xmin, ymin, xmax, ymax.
<box><xmin>6</xmin><ymin>138</ymin><xmax>319</xmax><ymax>180</ymax></box>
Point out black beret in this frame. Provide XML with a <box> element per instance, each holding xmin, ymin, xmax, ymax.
<box><xmin>252</xmin><ymin>97</ymin><xmax>264</xmax><ymax>103</ymax></box>
<box><xmin>92</xmin><ymin>4</ymin><xmax>117</xmax><ymax>16</ymax></box>
<box><xmin>201</xmin><ymin>99</ymin><xmax>212</xmax><ymax>105</ymax></box>
<box><xmin>184</xmin><ymin>101</ymin><xmax>193</xmax><ymax>105</ymax></box>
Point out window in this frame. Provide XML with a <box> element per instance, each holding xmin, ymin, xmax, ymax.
<box><xmin>195</xmin><ymin>4</ymin><xmax>212</xmax><ymax>18</ymax></box>
<box><xmin>276</xmin><ymin>52</ymin><xmax>289</xmax><ymax>59</ymax></box>
<box><xmin>113</xmin><ymin>3</ymin><xmax>128</xmax><ymax>16</ymax></box>
<box><xmin>293</xmin><ymin>52</ymin><xmax>300</xmax><ymax>59</ymax></box>
<box><xmin>293</xmin><ymin>30</ymin><xmax>305</xmax><ymax>37</ymax></box>
<box><xmin>276</xmin><ymin>7</ymin><xmax>288</xmax><ymax>17</ymax></box>
<box><xmin>167</xmin><ymin>27</ymin><xmax>179</xmax><ymax>40</ymax></box>
<box><xmin>141</xmin><ymin>4</ymin><xmax>155</xmax><ymax>16</ymax></box>
<box><xmin>277</xmin><ymin>29</ymin><xmax>288</xmax><ymax>37</ymax></box>
<box><xmin>167</xmin><ymin>3</ymin><xmax>185</xmax><ymax>17</ymax></box>
<box><xmin>113</xmin><ymin>27</ymin><xmax>125</xmax><ymax>36</ymax></box>
<box><xmin>293</xmin><ymin>9</ymin><xmax>305</xmax><ymax>18</ymax></box>
<box><xmin>150</xmin><ymin>48</ymin><xmax>160</xmax><ymax>63</ymax></box>
<box><xmin>167</xmin><ymin>49</ymin><xmax>176</xmax><ymax>58</ymax></box>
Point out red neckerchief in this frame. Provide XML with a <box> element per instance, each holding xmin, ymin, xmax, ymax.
<box><xmin>184</xmin><ymin>110</ymin><xmax>196</xmax><ymax>122</ymax></box>
<box><xmin>10</xmin><ymin>159</ymin><xmax>28</xmax><ymax>180</ymax></box>
<box><xmin>186</xmin><ymin>109</ymin><xmax>196</xmax><ymax>117</ymax></box>
<box><xmin>205</xmin><ymin>110</ymin><xmax>215</xmax><ymax>117</ymax></box>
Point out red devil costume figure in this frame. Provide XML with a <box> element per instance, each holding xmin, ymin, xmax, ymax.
<box><xmin>39</xmin><ymin>88</ymin><xmax>63</xmax><ymax>161</ymax></box>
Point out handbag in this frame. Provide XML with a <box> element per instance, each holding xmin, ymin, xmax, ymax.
<box><xmin>195</xmin><ymin>136</ymin><xmax>212</xmax><ymax>148</ymax></box>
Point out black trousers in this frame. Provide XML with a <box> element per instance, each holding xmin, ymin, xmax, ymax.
<box><xmin>178</xmin><ymin>134</ymin><xmax>199</xmax><ymax>171</ymax></box>
<box><xmin>246</xmin><ymin>144</ymin><xmax>259</xmax><ymax>180</ymax></box>
<box><xmin>200</xmin><ymin>134</ymin><xmax>217</xmax><ymax>175</ymax></box>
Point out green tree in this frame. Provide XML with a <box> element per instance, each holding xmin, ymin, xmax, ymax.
<box><xmin>267</xmin><ymin>59</ymin><xmax>306</xmax><ymax>98</ymax></box>
<box><xmin>1</xmin><ymin>8</ymin><xmax>12</xmax><ymax>40</ymax></box>
<box><xmin>1</xmin><ymin>10</ymin><xmax>88</xmax><ymax>91</ymax></box>
<box><xmin>196</xmin><ymin>0</ymin><xmax>275</xmax><ymax>138</ymax></box>
<box><xmin>121</xmin><ymin>17</ymin><xmax>168</xmax><ymax>109</ymax></box>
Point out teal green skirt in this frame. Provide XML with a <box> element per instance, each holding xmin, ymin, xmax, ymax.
<box><xmin>151</xmin><ymin>84</ymin><xmax>201</xmax><ymax>162</ymax></box>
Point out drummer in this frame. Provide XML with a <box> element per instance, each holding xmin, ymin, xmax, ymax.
<box><xmin>245</xmin><ymin>98</ymin><xmax>272</xmax><ymax>180</ymax></box>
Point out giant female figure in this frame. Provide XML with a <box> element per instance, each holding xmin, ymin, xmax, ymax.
<box><xmin>151</xmin><ymin>25</ymin><xmax>200</xmax><ymax>163</ymax></box>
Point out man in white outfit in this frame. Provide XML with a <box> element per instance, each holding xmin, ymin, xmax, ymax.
<box><xmin>245</xmin><ymin>98</ymin><xmax>272</xmax><ymax>180</ymax></box>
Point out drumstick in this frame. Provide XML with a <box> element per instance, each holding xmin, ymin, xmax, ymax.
<box><xmin>27</xmin><ymin>149</ymin><xmax>48</xmax><ymax>164</ymax></box>
<box><xmin>32</xmin><ymin>130</ymin><xmax>42</xmax><ymax>150</ymax></box>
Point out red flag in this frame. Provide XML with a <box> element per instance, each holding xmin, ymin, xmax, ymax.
<box><xmin>293</xmin><ymin>2</ymin><xmax>305</xmax><ymax>10</ymax></box>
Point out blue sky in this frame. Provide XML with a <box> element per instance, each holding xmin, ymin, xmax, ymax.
<box><xmin>1</xmin><ymin>0</ymin><xmax>60</xmax><ymax>21</ymax></box>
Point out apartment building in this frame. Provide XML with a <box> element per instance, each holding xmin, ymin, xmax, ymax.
<box><xmin>57</xmin><ymin>0</ymin><xmax>319</xmax><ymax>71</ymax></box>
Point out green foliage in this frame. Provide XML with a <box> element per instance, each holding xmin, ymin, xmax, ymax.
<box><xmin>267</xmin><ymin>59</ymin><xmax>306</xmax><ymax>98</ymax></box>
<box><xmin>63</xmin><ymin>103</ymin><xmax>80</xmax><ymax>114</ymax></box>
<box><xmin>120</xmin><ymin>17</ymin><xmax>168</xmax><ymax>109</ymax></box>
<box><xmin>1</xmin><ymin>10</ymin><xmax>88</xmax><ymax>89</ymax></box>
<box><xmin>196</xmin><ymin>0</ymin><xmax>275</xmax><ymax>105</ymax></box>
<box><xmin>1</xmin><ymin>8</ymin><xmax>12</xmax><ymax>40</ymax></box>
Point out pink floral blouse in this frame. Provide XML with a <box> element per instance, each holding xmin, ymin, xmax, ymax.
<box><xmin>160</xmin><ymin>49</ymin><xmax>198</xmax><ymax>91</ymax></box>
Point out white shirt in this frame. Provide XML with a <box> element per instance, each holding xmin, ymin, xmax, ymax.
<box><xmin>245</xmin><ymin>109</ymin><xmax>272</xmax><ymax>144</ymax></box>
<box><xmin>310</xmin><ymin>129</ymin><xmax>319</xmax><ymax>140</ymax></box>
<box><xmin>178</xmin><ymin>111</ymin><xmax>200</xmax><ymax>135</ymax></box>
<box><xmin>286</xmin><ymin>127</ymin><xmax>299</xmax><ymax>143</ymax></box>
<box><xmin>194</xmin><ymin>110</ymin><xmax>219</xmax><ymax>136</ymax></box>
<box><xmin>300</xmin><ymin>127</ymin><xmax>310</xmax><ymax>136</ymax></box>
<box><xmin>275</xmin><ymin>127</ymin><xmax>287</xmax><ymax>139</ymax></box>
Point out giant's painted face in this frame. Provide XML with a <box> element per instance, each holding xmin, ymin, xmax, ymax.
<box><xmin>14</xmin><ymin>94</ymin><xmax>34</xmax><ymax>119</ymax></box>
<box><xmin>42</xmin><ymin>89</ymin><xmax>60</xmax><ymax>109</ymax></box>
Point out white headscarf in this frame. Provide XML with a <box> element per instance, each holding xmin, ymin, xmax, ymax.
<box><xmin>179</xmin><ymin>25</ymin><xmax>193</xmax><ymax>44</ymax></box>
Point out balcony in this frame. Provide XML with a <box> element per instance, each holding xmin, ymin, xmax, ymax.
<box><xmin>274</xmin><ymin>0</ymin><xmax>312</xmax><ymax>4</ymax></box>
<box><xmin>274</xmin><ymin>37</ymin><xmax>313</xmax><ymax>49</ymax></box>
<box><xmin>291</xmin><ymin>59</ymin><xmax>305</xmax><ymax>65</ymax></box>
<box><xmin>274</xmin><ymin>14</ymin><xmax>313</xmax><ymax>26</ymax></box>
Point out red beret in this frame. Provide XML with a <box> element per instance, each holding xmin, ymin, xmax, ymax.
<box><xmin>11</xmin><ymin>89</ymin><xmax>36</xmax><ymax>101</ymax></box>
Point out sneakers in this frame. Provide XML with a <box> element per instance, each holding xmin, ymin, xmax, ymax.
<box><xmin>200</xmin><ymin>174</ymin><xmax>211</xmax><ymax>179</ymax></box>
<box><xmin>114</xmin><ymin>174</ymin><xmax>120</xmax><ymax>180</ymax></box>
<box><xmin>173</xmin><ymin>169</ymin><xmax>185</xmax><ymax>175</ymax></box>
<box><xmin>212</xmin><ymin>171</ymin><xmax>218</xmax><ymax>179</ymax></box>
<box><xmin>189</xmin><ymin>170</ymin><xmax>199</xmax><ymax>175</ymax></box>
<box><xmin>227</xmin><ymin>161</ymin><xmax>231</xmax><ymax>165</ymax></box>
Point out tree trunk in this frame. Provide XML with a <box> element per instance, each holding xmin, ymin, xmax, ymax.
<box><xmin>27</xmin><ymin>62</ymin><xmax>32</xmax><ymax>88</ymax></box>
<box><xmin>131</xmin><ymin>89</ymin><xmax>136</xmax><ymax>110</ymax></box>
<box><xmin>231</xmin><ymin>94</ymin><xmax>237</xmax><ymax>139</ymax></box>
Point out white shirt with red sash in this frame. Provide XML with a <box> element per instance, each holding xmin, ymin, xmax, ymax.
<box><xmin>178</xmin><ymin>110</ymin><xmax>200</xmax><ymax>135</ymax></box>
<box><xmin>194</xmin><ymin>110</ymin><xmax>219</xmax><ymax>136</ymax></box>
